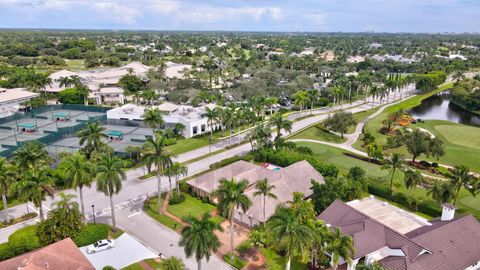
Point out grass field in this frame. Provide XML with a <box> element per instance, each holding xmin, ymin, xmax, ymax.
<box><xmin>261</xmin><ymin>248</ymin><xmax>307</xmax><ymax>270</ymax></box>
<box><xmin>290</xmin><ymin>124</ymin><xmax>347</xmax><ymax>143</ymax></box>
<box><xmin>296</xmin><ymin>141</ymin><xmax>480</xmax><ymax>219</ymax></box>
<box><xmin>347</xmin><ymin>107</ymin><xmax>380</xmax><ymax>133</ymax></box>
<box><xmin>122</xmin><ymin>259</ymin><xmax>161</xmax><ymax>270</ymax></box>
<box><xmin>166</xmin><ymin>136</ymin><xmax>210</xmax><ymax>155</ymax></box>
<box><xmin>65</xmin><ymin>59</ymin><xmax>86</xmax><ymax>70</ymax></box>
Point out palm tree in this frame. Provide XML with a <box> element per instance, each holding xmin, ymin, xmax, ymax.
<box><xmin>253</xmin><ymin>178</ymin><xmax>277</xmax><ymax>222</ymax></box>
<box><xmin>326</xmin><ymin>227</ymin><xmax>355</xmax><ymax>270</ymax></box>
<box><xmin>428</xmin><ymin>182</ymin><xmax>454</xmax><ymax>204</ymax></box>
<box><xmin>16</xmin><ymin>167</ymin><xmax>55</xmax><ymax>221</ymax></box>
<box><xmin>0</xmin><ymin>158</ymin><xmax>17</xmax><ymax>222</ymax></box>
<box><xmin>62</xmin><ymin>153</ymin><xmax>95</xmax><ymax>217</ymax></box>
<box><xmin>448</xmin><ymin>165</ymin><xmax>473</xmax><ymax>205</ymax></box>
<box><xmin>382</xmin><ymin>153</ymin><xmax>404</xmax><ymax>195</ymax></box>
<box><xmin>310</xmin><ymin>220</ymin><xmax>331</xmax><ymax>269</ymax></box>
<box><xmin>265</xmin><ymin>97</ymin><xmax>278</xmax><ymax>116</ymax></box>
<box><xmin>13</xmin><ymin>141</ymin><xmax>51</xmax><ymax>171</ymax></box>
<box><xmin>292</xmin><ymin>90</ymin><xmax>308</xmax><ymax>114</ymax></box>
<box><xmin>452</xmin><ymin>70</ymin><xmax>465</xmax><ymax>81</ymax></box>
<box><xmin>403</xmin><ymin>169</ymin><xmax>423</xmax><ymax>195</ymax></box>
<box><xmin>169</xmin><ymin>162</ymin><xmax>188</xmax><ymax>196</ymax></box>
<box><xmin>270</xmin><ymin>112</ymin><xmax>292</xmax><ymax>142</ymax></box>
<box><xmin>77</xmin><ymin>121</ymin><xmax>107</xmax><ymax>159</ymax></box>
<box><xmin>179</xmin><ymin>212</ymin><xmax>223</xmax><ymax>270</ymax></box>
<box><xmin>161</xmin><ymin>256</ymin><xmax>186</xmax><ymax>270</ymax></box>
<box><xmin>142</xmin><ymin>133</ymin><xmax>176</xmax><ymax>213</ymax></box>
<box><xmin>58</xmin><ymin>76</ymin><xmax>72</xmax><ymax>89</ymax></box>
<box><xmin>214</xmin><ymin>178</ymin><xmax>252</xmax><ymax>259</ymax></box>
<box><xmin>96</xmin><ymin>154</ymin><xmax>125</xmax><ymax>229</ymax></box>
<box><xmin>307</xmin><ymin>89</ymin><xmax>319</xmax><ymax>112</ymax></box>
<box><xmin>267</xmin><ymin>206</ymin><xmax>313</xmax><ymax>270</ymax></box>
<box><xmin>142</xmin><ymin>108</ymin><xmax>164</xmax><ymax>134</ymax></box>
<box><xmin>201</xmin><ymin>106</ymin><xmax>219</xmax><ymax>152</ymax></box>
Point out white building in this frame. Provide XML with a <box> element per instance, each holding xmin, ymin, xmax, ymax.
<box><xmin>0</xmin><ymin>88</ymin><xmax>40</xmax><ymax>117</ymax></box>
<box><xmin>106</xmin><ymin>102</ymin><xmax>218</xmax><ymax>138</ymax></box>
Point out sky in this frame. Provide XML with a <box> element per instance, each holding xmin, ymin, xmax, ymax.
<box><xmin>0</xmin><ymin>0</ymin><xmax>480</xmax><ymax>33</ymax></box>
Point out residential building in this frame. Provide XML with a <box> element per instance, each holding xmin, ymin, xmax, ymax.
<box><xmin>0</xmin><ymin>88</ymin><xmax>40</xmax><ymax>117</ymax></box>
<box><xmin>187</xmin><ymin>160</ymin><xmax>324</xmax><ymax>227</ymax></box>
<box><xmin>0</xmin><ymin>238</ymin><xmax>95</xmax><ymax>270</ymax></box>
<box><xmin>317</xmin><ymin>197</ymin><xmax>480</xmax><ymax>270</ymax></box>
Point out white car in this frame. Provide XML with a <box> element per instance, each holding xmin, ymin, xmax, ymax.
<box><xmin>86</xmin><ymin>239</ymin><xmax>115</xmax><ymax>254</ymax></box>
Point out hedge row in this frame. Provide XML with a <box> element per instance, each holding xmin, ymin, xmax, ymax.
<box><xmin>0</xmin><ymin>224</ymin><xmax>109</xmax><ymax>261</ymax></box>
<box><xmin>209</xmin><ymin>153</ymin><xmax>254</xmax><ymax>170</ymax></box>
<box><xmin>367</xmin><ymin>182</ymin><xmax>442</xmax><ymax>217</ymax></box>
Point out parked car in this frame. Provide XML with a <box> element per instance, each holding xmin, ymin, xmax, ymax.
<box><xmin>86</xmin><ymin>239</ymin><xmax>115</xmax><ymax>254</ymax></box>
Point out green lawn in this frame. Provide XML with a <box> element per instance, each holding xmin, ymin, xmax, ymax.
<box><xmin>65</xmin><ymin>59</ymin><xmax>86</xmax><ymax>70</ymax></box>
<box><xmin>296</xmin><ymin>141</ymin><xmax>480</xmax><ymax>219</ymax></box>
<box><xmin>261</xmin><ymin>248</ymin><xmax>307</xmax><ymax>270</ymax></box>
<box><xmin>165</xmin><ymin>136</ymin><xmax>210</xmax><ymax>155</ymax></box>
<box><xmin>144</xmin><ymin>197</ymin><xmax>182</xmax><ymax>230</ymax></box>
<box><xmin>290</xmin><ymin>124</ymin><xmax>347</xmax><ymax>143</ymax></box>
<box><xmin>348</xmin><ymin>107</ymin><xmax>380</xmax><ymax>133</ymax></box>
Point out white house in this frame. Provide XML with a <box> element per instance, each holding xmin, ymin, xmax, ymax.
<box><xmin>0</xmin><ymin>88</ymin><xmax>40</xmax><ymax>117</ymax></box>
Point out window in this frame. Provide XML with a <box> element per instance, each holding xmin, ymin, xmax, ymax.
<box><xmin>201</xmin><ymin>124</ymin><xmax>206</xmax><ymax>132</ymax></box>
<box><xmin>193</xmin><ymin>126</ymin><xmax>198</xmax><ymax>135</ymax></box>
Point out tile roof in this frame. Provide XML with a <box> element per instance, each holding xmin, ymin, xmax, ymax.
<box><xmin>0</xmin><ymin>238</ymin><xmax>95</xmax><ymax>270</ymax></box>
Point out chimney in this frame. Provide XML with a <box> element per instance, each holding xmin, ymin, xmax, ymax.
<box><xmin>441</xmin><ymin>203</ymin><xmax>456</xmax><ymax>221</ymax></box>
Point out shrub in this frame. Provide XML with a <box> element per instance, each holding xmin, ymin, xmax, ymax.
<box><xmin>223</xmin><ymin>253</ymin><xmax>247</xmax><ymax>270</ymax></box>
<box><xmin>367</xmin><ymin>183</ymin><xmax>391</xmax><ymax>199</ymax></box>
<box><xmin>179</xmin><ymin>181</ymin><xmax>190</xmax><ymax>193</ymax></box>
<box><xmin>164</xmin><ymin>138</ymin><xmax>177</xmax><ymax>146</ymax></box>
<box><xmin>431</xmin><ymin>162</ymin><xmax>439</xmax><ymax>168</ymax></box>
<box><xmin>0</xmin><ymin>243</ymin><xmax>14</xmax><ymax>260</ymax></box>
<box><xmin>169</xmin><ymin>193</ymin><xmax>186</xmax><ymax>205</ymax></box>
<box><xmin>73</xmin><ymin>224</ymin><xmax>109</xmax><ymax>247</ymax></box>
<box><xmin>58</xmin><ymin>88</ymin><xmax>84</xmax><ymax>104</ymax></box>
<box><xmin>102</xmin><ymin>266</ymin><xmax>115</xmax><ymax>270</ymax></box>
<box><xmin>418</xmin><ymin>200</ymin><xmax>442</xmax><ymax>217</ymax></box>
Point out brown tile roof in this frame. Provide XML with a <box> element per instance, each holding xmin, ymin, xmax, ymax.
<box><xmin>318</xmin><ymin>200</ymin><xmax>480</xmax><ymax>270</ymax></box>
<box><xmin>0</xmin><ymin>238</ymin><xmax>94</xmax><ymax>270</ymax></box>
<box><xmin>188</xmin><ymin>160</ymin><xmax>324</xmax><ymax>222</ymax></box>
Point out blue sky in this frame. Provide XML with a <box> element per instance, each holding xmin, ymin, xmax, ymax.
<box><xmin>0</xmin><ymin>0</ymin><xmax>479</xmax><ymax>32</ymax></box>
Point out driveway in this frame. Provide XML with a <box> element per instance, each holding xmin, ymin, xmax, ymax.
<box><xmin>79</xmin><ymin>233</ymin><xmax>157</xmax><ymax>270</ymax></box>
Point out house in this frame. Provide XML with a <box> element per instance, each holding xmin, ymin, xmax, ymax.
<box><xmin>188</xmin><ymin>160</ymin><xmax>324</xmax><ymax>227</ymax></box>
<box><xmin>164</xmin><ymin>61</ymin><xmax>192</xmax><ymax>79</ymax></box>
<box><xmin>106</xmin><ymin>102</ymin><xmax>218</xmax><ymax>138</ymax></box>
<box><xmin>317</xmin><ymin>197</ymin><xmax>480</xmax><ymax>270</ymax></box>
<box><xmin>0</xmin><ymin>88</ymin><xmax>40</xmax><ymax>117</ymax></box>
<box><xmin>0</xmin><ymin>237</ymin><xmax>95</xmax><ymax>270</ymax></box>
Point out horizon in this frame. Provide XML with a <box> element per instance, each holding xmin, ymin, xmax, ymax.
<box><xmin>1</xmin><ymin>0</ymin><xmax>480</xmax><ymax>33</ymax></box>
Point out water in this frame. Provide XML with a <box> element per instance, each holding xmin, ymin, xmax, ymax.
<box><xmin>409</xmin><ymin>92</ymin><xmax>480</xmax><ymax>127</ymax></box>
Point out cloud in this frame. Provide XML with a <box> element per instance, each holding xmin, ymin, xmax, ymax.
<box><xmin>92</xmin><ymin>2</ymin><xmax>141</xmax><ymax>25</ymax></box>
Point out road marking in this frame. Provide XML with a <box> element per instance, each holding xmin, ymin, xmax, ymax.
<box><xmin>128</xmin><ymin>212</ymin><xmax>142</xmax><ymax>218</ymax></box>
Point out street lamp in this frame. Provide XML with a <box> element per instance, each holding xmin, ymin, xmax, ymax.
<box><xmin>91</xmin><ymin>204</ymin><xmax>96</xmax><ymax>224</ymax></box>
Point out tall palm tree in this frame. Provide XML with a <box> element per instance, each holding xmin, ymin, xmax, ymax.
<box><xmin>307</xmin><ymin>89</ymin><xmax>319</xmax><ymax>112</ymax></box>
<box><xmin>214</xmin><ymin>178</ymin><xmax>252</xmax><ymax>259</ymax></box>
<box><xmin>169</xmin><ymin>162</ymin><xmax>188</xmax><ymax>196</ymax></box>
<box><xmin>78</xmin><ymin>121</ymin><xmax>107</xmax><ymax>159</ymax></box>
<box><xmin>310</xmin><ymin>220</ymin><xmax>331</xmax><ymax>269</ymax></box>
<box><xmin>142</xmin><ymin>133</ymin><xmax>176</xmax><ymax>213</ymax></box>
<box><xmin>265</xmin><ymin>97</ymin><xmax>278</xmax><ymax>116</ymax></box>
<box><xmin>62</xmin><ymin>153</ymin><xmax>95</xmax><ymax>217</ymax></box>
<box><xmin>13</xmin><ymin>141</ymin><xmax>51</xmax><ymax>171</ymax></box>
<box><xmin>382</xmin><ymin>153</ymin><xmax>404</xmax><ymax>195</ymax></box>
<box><xmin>161</xmin><ymin>256</ymin><xmax>186</xmax><ymax>270</ymax></box>
<box><xmin>253</xmin><ymin>178</ymin><xmax>277</xmax><ymax>222</ymax></box>
<box><xmin>142</xmin><ymin>108</ymin><xmax>164</xmax><ymax>134</ymax></box>
<box><xmin>201</xmin><ymin>107</ymin><xmax>219</xmax><ymax>152</ymax></box>
<box><xmin>270</xmin><ymin>112</ymin><xmax>292</xmax><ymax>142</ymax></box>
<box><xmin>58</xmin><ymin>76</ymin><xmax>72</xmax><ymax>89</ymax></box>
<box><xmin>448</xmin><ymin>165</ymin><xmax>473</xmax><ymax>205</ymax></box>
<box><xmin>179</xmin><ymin>212</ymin><xmax>223</xmax><ymax>270</ymax></box>
<box><xmin>267</xmin><ymin>206</ymin><xmax>313</xmax><ymax>270</ymax></box>
<box><xmin>403</xmin><ymin>169</ymin><xmax>423</xmax><ymax>195</ymax></box>
<box><xmin>292</xmin><ymin>90</ymin><xmax>308</xmax><ymax>114</ymax></box>
<box><xmin>326</xmin><ymin>228</ymin><xmax>355</xmax><ymax>270</ymax></box>
<box><xmin>16</xmin><ymin>167</ymin><xmax>55</xmax><ymax>221</ymax></box>
<box><xmin>96</xmin><ymin>154</ymin><xmax>125</xmax><ymax>229</ymax></box>
<box><xmin>428</xmin><ymin>182</ymin><xmax>454</xmax><ymax>205</ymax></box>
<box><xmin>0</xmin><ymin>158</ymin><xmax>17</xmax><ymax>222</ymax></box>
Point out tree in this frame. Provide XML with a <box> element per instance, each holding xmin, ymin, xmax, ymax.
<box><xmin>400</xmin><ymin>129</ymin><xmax>444</xmax><ymax>162</ymax></box>
<box><xmin>142</xmin><ymin>108</ymin><xmax>164</xmax><ymax>134</ymax></box>
<box><xmin>253</xmin><ymin>178</ymin><xmax>277</xmax><ymax>222</ymax></box>
<box><xmin>118</xmin><ymin>73</ymin><xmax>144</xmax><ymax>95</ymax></box>
<box><xmin>323</xmin><ymin>112</ymin><xmax>356</xmax><ymax>138</ymax></box>
<box><xmin>13</xmin><ymin>141</ymin><xmax>51</xmax><ymax>171</ymax></box>
<box><xmin>61</xmin><ymin>153</ymin><xmax>95</xmax><ymax>217</ymax></box>
<box><xmin>307</xmin><ymin>89</ymin><xmax>319</xmax><ymax>111</ymax></box>
<box><xmin>168</xmin><ymin>162</ymin><xmax>188</xmax><ymax>196</ymax></box>
<box><xmin>142</xmin><ymin>133</ymin><xmax>175</xmax><ymax>213</ymax></box>
<box><xmin>326</xmin><ymin>228</ymin><xmax>355</xmax><ymax>270</ymax></box>
<box><xmin>428</xmin><ymin>181</ymin><xmax>454</xmax><ymax>204</ymax></box>
<box><xmin>403</xmin><ymin>169</ymin><xmax>423</xmax><ymax>195</ymax></box>
<box><xmin>214</xmin><ymin>178</ymin><xmax>252</xmax><ymax>259</ymax></box>
<box><xmin>179</xmin><ymin>212</ymin><xmax>223</xmax><ymax>270</ymax></box>
<box><xmin>448</xmin><ymin>166</ymin><xmax>475</xmax><ymax>205</ymax></box>
<box><xmin>265</xmin><ymin>97</ymin><xmax>278</xmax><ymax>116</ymax></box>
<box><xmin>0</xmin><ymin>158</ymin><xmax>17</xmax><ymax>222</ymax></box>
<box><xmin>292</xmin><ymin>90</ymin><xmax>309</xmax><ymax>114</ymax></box>
<box><xmin>201</xmin><ymin>106</ymin><xmax>219</xmax><ymax>152</ymax></box>
<box><xmin>161</xmin><ymin>256</ymin><xmax>186</xmax><ymax>270</ymax></box>
<box><xmin>37</xmin><ymin>192</ymin><xmax>83</xmax><ymax>244</ymax></box>
<box><xmin>365</xmin><ymin>143</ymin><xmax>383</xmax><ymax>174</ymax></box>
<box><xmin>16</xmin><ymin>167</ymin><xmax>55</xmax><ymax>221</ymax></box>
<box><xmin>356</xmin><ymin>263</ymin><xmax>385</xmax><ymax>270</ymax></box>
<box><xmin>270</xmin><ymin>112</ymin><xmax>292</xmax><ymax>142</ymax></box>
<box><xmin>96</xmin><ymin>154</ymin><xmax>125</xmax><ymax>229</ymax></box>
<box><xmin>310</xmin><ymin>220</ymin><xmax>331</xmax><ymax>269</ymax></box>
<box><xmin>267</xmin><ymin>206</ymin><xmax>313</xmax><ymax>270</ymax></box>
<box><xmin>77</xmin><ymin>121</ymin><xmax>108</xmax><ymax>159</ymax></box>
<box><xmin>382</xmin><ymin>153</ymin><xmax>404</xmax><ymax>195</ymax></box>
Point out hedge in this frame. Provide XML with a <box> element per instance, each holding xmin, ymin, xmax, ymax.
<box><xmin>209</xmin><ymin>153</ymin><xmax>254</xmax><ymax>170</ymax></box>
<box><xmin>73</xmin><ymin>224</ymin><xmax>109</xmax><ymax>247</ymax></box>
